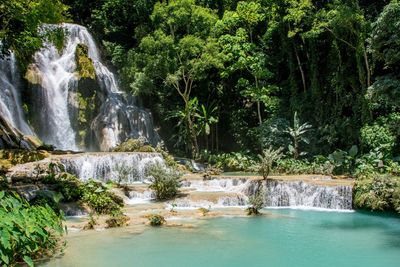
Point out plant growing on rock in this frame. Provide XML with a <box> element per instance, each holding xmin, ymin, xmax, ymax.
<box><xmin>113</xmin><ymin>163</ymin><xmax>138</xmax><ymax>184</ymax></box>
<box><xmin>105</xmin><ymin>212</ymin><xmax>130</xmax><ymax>228</ymax></box>
<box><xmin>353</xmin><ymin>175</ymin><xmax>400</xmax><ymax>212</ymax></box>
<box><xmin>253</xmin><ymin>147</ymin><xmax>284</xmax><ymax>179</ymax></box>
<box><xmin>146</xmin><ymin>163</ymin><xmax>182</xmax><ymax>200</ymax></box>
<box><xmin>246</xmin><ymin>189</ymin><xmax>265</xmax><ymax>216</ymax></box>
<box><xmin>80</xmin><ymin>179</ymin><xmax>124</xmax><ymax>215</ymax></box>
<box><xmin>146</xmin><ymin>214</ymin><xmax>166</xmax><ymax>226</ymax></box>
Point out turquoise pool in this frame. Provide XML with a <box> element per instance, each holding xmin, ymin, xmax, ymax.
<box><xmin>44</xmin><ymin>209</ymin><xmax>400</xmax><ymax>267</ymax></box>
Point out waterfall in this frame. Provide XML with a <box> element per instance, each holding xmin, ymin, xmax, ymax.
<box><xmin>60</xmin><ymin>152</ymin><xmax>164</xmax><ymax>183</ymax></box>
<box><xmin>168</xmin><ymin>177</ymin><xmax>353</xmax><ymax>210</ymax></box>
<box><xmin>0</xmin><ymin>53</ymin><xmax>33</xmax><ymax>135</ymax></box>
<box><xmin>25</xmin><ymin>23</ymin><xmax>158</xmax><ymax>151</ymax></box>
<box><xmin>263</xmin><ymin>179</ymin><xmax>353</xmax><ymax>210</ymax></box>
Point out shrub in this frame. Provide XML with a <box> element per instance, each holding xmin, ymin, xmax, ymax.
<box><xmin>105</xmin><ymin>212</ymin><xmax>130</xmax><ymax>228</ymax></box>
<box><xmin>198</xmin><ymin>207</ymin><xmax>210</xmax><ymax>216</ymax></box>
<box><xmin>113</xmin><ymin>163</ymin><xmax>138</xmax><ymax>184</ymax></box>
<box><xmin>246</xmin><ymin>189</ymin><xmax>265</xmax><ymax>216</ymax></box>
<box><xmin>253</xmin><ymin>147</ymin><xmax>283</xmax><ymax>179</ymax></box>
<box><xmin>0</xmin><ymin>192</ymin><xmax>64</xmax><ymax>266</ymax></box>
<box><xmin>44</xmin><ymin>172</ymin><xmax>82</xmax><ymax>202</ymax></box>
<box><xmin>360</xmin><ymin>124</ymin><xmax>395</xmax><ymax>155</ymax></box>
<box><xmin>207</xmin><ymin>152</ymin><xmax>256</xmax><ymax>171</ymax></box>
<box><xmin>80</xmin><ymin>180</ymin><xmax>124</xmax><ymax>215</ymax></box>
<box><xmin>146</xmin><ymin>163</ymin><xmax>182</xmax><ymax>200</ymax></box>
<box><xmin>146</xmin><ymin>214</ymin><xmax>166</xmax><ymax>226</ymax></box>
<box><xmin>353</xmin><ymin>175</ymin><xmax>400</xmax><ymax>212</ymax></box>
<box><xmin>113</xmin><ymin>137</ymin><xmax>150</xmax><ymax>152</ymax></box>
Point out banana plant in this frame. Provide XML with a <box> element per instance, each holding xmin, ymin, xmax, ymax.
<box><xmin>285</xmin><ymin>112</ymin><xmax>312</xmax><ymax>159</ymax></box>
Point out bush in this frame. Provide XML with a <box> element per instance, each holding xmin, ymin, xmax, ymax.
<box><xmin>246</xmin><ymin>189</ymin><xmax>265</xmax><ymax>216</ymax></box>
<box><xmin>253</xmin><ymin>147</ymin><xmax>283</xmax><ymax>179</ymax></box>
<box><xmin>207</xmin><ymin>152</ymin><xmax>256</xmax><ymax>172</ymax></box>
<box><xmin>80</xmin><ymin>180</ymin><xmax>124</xmax><ymax>215</ymax></box>
<box><xmin>353</xmin><ymin>175</ymin><xmax>400</xmax><ymax>212</ymax></box>
<box><xmin>105</xmin><ymin>212</ymin><xmax>130</xmax><ymax>228</ymax></box>
<box><xmin>146</xmin><ymin>163</ymin><xmax>182</xmax><ymax>200</ymax></box>
<box><xmin>0</xmin><ymin>192</ymin><xmax>64</xmax><ymax>267</ymax></box>
<box><xmin>113</xmin><ymin>137</ymin><xmax>152</xmax><ymax>152</ymax></box>
<box><xmin>44</xmin><ymin>172</ymin><xmax>82</xmax><ymax>202</ymax></box>
<box><xmin>146</xmin><ymin>214</ymin><xmax>166</xmax><ymax>226</ymax></box>
<box><xmin>360</xmin><ymin>124</ymin><xmax>395</xmax><ymax>155</ymax></box>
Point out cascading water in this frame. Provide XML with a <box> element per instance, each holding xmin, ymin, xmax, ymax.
<box><xmin>263</xmin><ymin>179</ymin><xmax>353</xmax><ymax>210</ymax></box>
<box><xmin>25</xmin><ymin>23</ymin><xmax>158</xmax><ymax>151</ymax></box>
<box><xmin>164</xmin><ymin>177</ymin><xmax>353</xmax><ymax>210</ymax></box>
<box><xmin>60</xmin><ymin>152</ymin><xmax>164</xmax><ymax>183</ymax></box>
<box><xmin>0</xmin><ymin>53</ymin><xmax>33</xmax><ymax>135</ymax></box>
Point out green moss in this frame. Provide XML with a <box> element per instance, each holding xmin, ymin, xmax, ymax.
<box><xmin>0</xmin><ymin>149</ymin><xmax>49</xmax><ymax>165</ymax></box>
<box><xmin>75</xmin><ymin>44</ymin><xmax>96</xmax><ymax>80</ymax></box>
<box><xmin>46</xmin><ymin>27</ymin><xmax>66</xmax><ymax>53</ymax></box>
<box><xmin>77</xmin><ymin>92</ymin><xmax>97</xmax><ymax>147</ymax></box>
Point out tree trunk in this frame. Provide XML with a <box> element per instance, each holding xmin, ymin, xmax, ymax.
<box><xmin>294</xmin><ymin>43</ymin><xmax>307</xmax><ymax>93</ymax></box>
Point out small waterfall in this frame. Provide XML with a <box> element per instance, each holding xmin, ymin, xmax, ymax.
<box><xmin>0</xmin><ymin>53</ymin><xmax>33</xmax><ymax>135</ymax></box>
<box><xmin>181</xmin><ymin>178</ymin><xmax>250</xmax><ymax>192</ymax></box>
<box><xmin>27</xmin><ymin>23</ymin><xmax>158</xmax><ymax>151</ymax></box>
<box><xmin>176</xmin><ymin>177</ymin><xmax>353</xmax><ymax>210</ymax></box>
<box><xmin>263</xmin><ymin>179</ymin><xmax>353</xmax><ymax>210</ymax></box>
<box><xmin>60</xmin><ymin>152</ymin><xmax>164</xmax><ymax>183</ymax></box>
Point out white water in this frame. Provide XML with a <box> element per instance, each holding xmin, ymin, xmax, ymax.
<box><xmin>61</xmin><ymin>152</ymin><xmax>164</xmax><ymax>183</ymax></box>
<box><xmin>161</xmin><ymin>177</ymin><xmax>353</xmax><ymax>210</ymax></box>
<box><xmin>264</xmin><ymin>179</ymin><xmax>353</xmax><ymax>210</ymax></box>
<box><xmin>2</xmin><ymin>23</ymin><xmax>158</xmax><ymax>151</ymax></box>
<box><xmin>0</xmin><ymin>53</ymin><xmax>33</xmax><ymax>135</ymax></box>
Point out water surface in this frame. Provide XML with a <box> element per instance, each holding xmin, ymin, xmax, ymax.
<box><xmin>45</xmin><ymin>210</ymin><xmax>400</xmax><ymax>267</ymax></box>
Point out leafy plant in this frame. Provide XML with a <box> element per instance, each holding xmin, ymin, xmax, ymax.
<box><xmin>253</xmin><ymin>147</ymin><xmax>284</xmax><ymax>179</ymax></box>
<box><xmin>105</xmin><ymin>212</ymin><xmax>130</xmax><ymax>228</ymax></box>
<box><xmin>0</xmin><ymin>192</ymin><xmax>64</xmax><ymax>267</ymax></box>
<box><xmin>146</xmin><ymin>163</ymin><xmax>182</xmax><ymax>200</ymax></box>
<box><xmin>146</xmin><ymin>214</ymin><xmax>166</xmax><ymax>226</ymax></box>
<box><xmin>285</xmin><ymin>112</ymin><xmax>312</xmax><ymax>159</ymax></box>
<box><xmin>353</xmin><ymin>175</ymin><xmax>400</xmax><ymax>212</ymax></box>
<box><xmin>246</xmin><ymin>189</ymin><xmax>265</xmax><ymax>216</ymax></box>
<box><xmin>80</xmin><ymin>180</ymin><xmax>124</xmax><ymax>215</ymax></box>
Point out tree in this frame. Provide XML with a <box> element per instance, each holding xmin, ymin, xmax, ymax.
<box><xmin>216</xmin><ymin>1</ymin><xmax>279</xmax><ymax>126</ymax></box>
<box><xmin>126</xmin><ymin>0</ymin><xmax>222</xmax><ymax>158</ymax></box>
<box><xmin>0</xmin><ymin>0</ymin><xmax>68</xmax><ymax>63</ymax></box>
<box><xmin>285</xmin><ymin>112</ymin><xmax>312</xmax><ymax>159</ymax></box>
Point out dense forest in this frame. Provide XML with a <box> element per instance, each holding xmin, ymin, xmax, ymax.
<box><xmin>1</xmin><ymin>0</ymin><xmax>399</xmax><ymax>158</ymax></box>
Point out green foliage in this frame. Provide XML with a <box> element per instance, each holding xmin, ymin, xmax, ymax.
<box><xmin>360</xmin><ymin>124</ymin><xmax>395</xmax><ymax>155</ymax></box>
<box><xmin>0</xmin><ymin>0</ymin><xmax>69</xmax><ymax>65</ymax></box>
<box><xmin>75</xmin><ymin>44</ymin><xmax>96</xmax><ymax>79</ymax></box>
<box><xmin>207</xmin><ymin>152</ymin><xmax>255</xmax><ymax>171</ymax></box>
<box><xmin>285</xmin><ymin>112</ymin><xmax>312</xmax><ymax>159</ymax></box>
<box><xmin>43</xmin><ymin>172</ymin><xmax>82</xmax><ymax>202</ymax></box>
<box><xmin>353</xmin><ymin>175</ymin><xmax>400</xmax><ymax>213</ymax></box>
<box><xmin>146</xmin><ymin>214</ymin><xmax>166</xmax><ymax>226</ymax></box>
<box><xmin>253</xmin><ymin>147</ymin><xmax>283</xmax><ymax>179</ymax></box>
<box><xmin>113</xmin><ymin>137</ymin><xmax>155</xmax><ymax>152</ymax></box>
<box><xmin>0</xmin><ymin>192</ymin><xmax>64</xmax><ymax>266</ymax></box>
<box><xmin>105</xmin><ymin>212</ymin><xmax>130</xmax><ymax>228</ymax></box>
<box><xmin>246</xmin><ymin>188</ymin><xmax>265</xmax><ymax>216</ymax></box>
<box><xmin>146</xmin><ymin>163</ymin><xmax>182</xmax><ymax>200</ymax></box>
<box><xmin>80</xmin><ymin>179</ymin><xmax>124</xmax><ymax>215</ymax></box>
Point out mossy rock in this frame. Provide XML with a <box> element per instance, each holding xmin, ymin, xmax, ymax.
<box><xmin>24</xmin><ymin>65</ymin><xmax>43</xmax><ymax>85</ymax></box>
<box><xmin>114</xmin><ymin>138</ymin><xmax>148</xmax><ymax>152</ymax></box>
<box><xmin>75</xmin><ymin>44</ymin><xmax>96</xmax><ymax>80</ymax></box>
<box><xmin>137</xmin><ymin>145</ymin><xmax>156</xmax><ymax>153</ymax></box>
<box><xmin>0</xmin><ymin>149</ymin><xmax>50</xmax><ymax>165</ymax></box>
